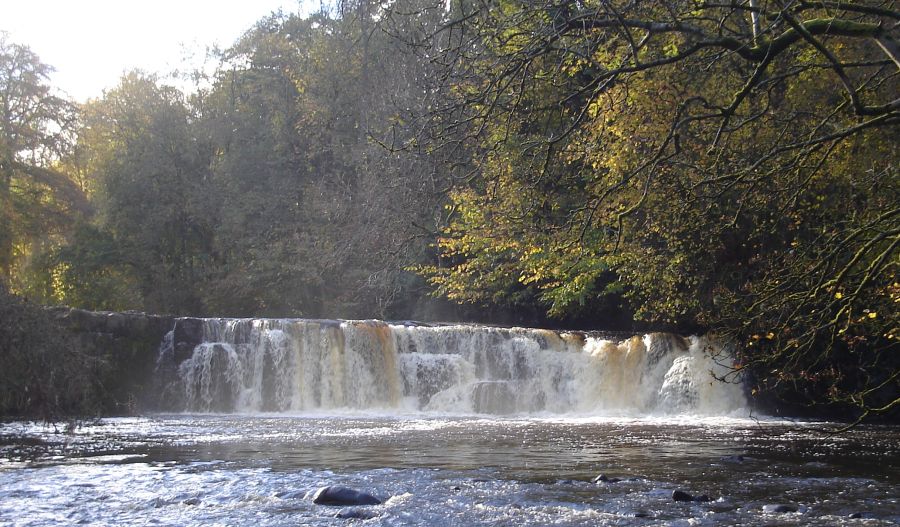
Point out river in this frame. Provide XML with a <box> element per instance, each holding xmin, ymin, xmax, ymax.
<box><xmin>1</xmin><ymin>320</ymin><xmax>897</xmax><ymax>525</ymax></box>
<box><xmin>1</xmin><ymin>414</ymin><xmax>898</xmax><ymax>526</ymax></box>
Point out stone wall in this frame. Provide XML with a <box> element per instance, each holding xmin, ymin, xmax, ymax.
<box><xmin>47</xmin><ymin>307</ymin><xmax>175</xmax><ymax>414</ymax></box>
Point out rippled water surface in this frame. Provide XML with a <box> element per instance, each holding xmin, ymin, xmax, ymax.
<box><xmin>1</xmin><ymin>415</ymin><xmax>898</xmax><ymax>526</ymax></box>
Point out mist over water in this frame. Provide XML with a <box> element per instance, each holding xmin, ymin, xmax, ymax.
<box><xmin>160</xmin><ymin>319</ymin><xmax>747</xmax><ymax>417</ymax></box>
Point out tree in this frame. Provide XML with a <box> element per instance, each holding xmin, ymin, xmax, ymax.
<box><xmin>418</xmin><ymin>1</ymin><xmax>899</xmax><ymax>418</ymax></box>
<box><xmin>19</xmin><ymin>4</ymin><xmax>457</xmax><ymax>319</ymax></box>
<box><xmin>197</xmin><ymin>5</ymin><xmax>455</xmax><ymax>318</ymax></box>
<box><xmin>78</xmin><ymin>73</ymin><xmax>213</xmax><ymax>314</ymax></box>
<box><xmin>195</xmin><ymin>13</ymin><xmax>335</xmax><ymax>316</ymax></box>
<box><xmin>0</xmin><ymin>33</ymin><xmax>86</xmax><ymax>285</ymax></box>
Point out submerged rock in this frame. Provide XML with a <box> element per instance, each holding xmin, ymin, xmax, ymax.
<box><xmin>593</xmin><ymin>474</ymin><xmax>622</xmax><ymax>484</ymax></box>
<box><xmin>719</xmin><ymin>455</ymin><xmax>746</xmax><ymax>463</ymax></box>
<box><xmin>312</xmin><ymin>486</ymin><xmax>382</xmax><ymax>506</ymax></box>
<box><xmin>275</xmin><ymin>490</ymin><xmax>306</xmax><ymax>500</ymax></box>
<box><xmin>672</xmin><ymin>490</ymin><xmax>710</xmax><ymax>502</ymax></box>
<box><xmin>762</xmin><ymin>504</ymin><xmax>799</xmax><ymax>513</ymax></box>
<box><xmin>335</xmin><ymin>508</ymin><xmax>379</xmax><ymax>520</ymax></box>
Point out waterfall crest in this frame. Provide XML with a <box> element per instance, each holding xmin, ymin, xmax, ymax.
<box><xmin>156</xmin><ymin>319</ymin><xmax>747</xmax><ymax>416</ymax></box>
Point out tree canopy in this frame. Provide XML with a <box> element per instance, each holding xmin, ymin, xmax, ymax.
<box><xmin>412</xmin><ymin>0</ymin><xmax>899</xmax><ymax>417</ymax></box>
<box><xmin>0</xmin><ymin>33</ymin><xmax>86</xmax><ymax>286</ymax></box>
<box><xmin>0</xmin><ymin>1</ymin><xmax>897</xmax><ymax>420</ymax></box>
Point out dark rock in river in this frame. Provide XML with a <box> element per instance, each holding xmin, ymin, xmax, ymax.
<box><xmin>672</xmin><ymin>490</ymin><xmax>711</xmax><ymax>502</ymax></box>
<box><xmin>312</xmin><ymin>486</ymin><xmax>382</xmax><ymax>506</ymax></box>
<box><xmin>762</xmin><ymin>504</ymin><xmax>799</xmax><ymax>513</ymax></box>
<box><xmin>672</xmin><ymin>490</ymin><xmax>693</xmax><ymax>502</ymax></box>
<box><xmin>335</xmin><ymin>508</ymin><xmax>379</xmax><ymax>520</ymax></box>
<box><xmin>593</xmin><ymin>474</ymin><xmax>622</xmax><ymax>483</ymax></box>
<box><xmin>719</xmin><ymin>455</ymin><xmax>745</xmax><ymax>463</ymax></box>
<box><xmin>848</xmin><ymin>512</ymin><xmax>862</xmax><ymax>519</ymax></box>
<box><xmin>182</xmin><ymin>498</ymin><xmax>201</xmax><ymax>506</ymax></box>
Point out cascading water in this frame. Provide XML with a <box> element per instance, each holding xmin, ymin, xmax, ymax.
<box><xmin>156</xmin><ymin>319</ymin><xmax>747</xmax><ymax>416</ymax></box>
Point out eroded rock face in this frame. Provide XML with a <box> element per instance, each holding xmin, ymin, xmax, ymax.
<box><xmin>47</xmin><ymin>307</ymin><xmax>175</xmax><ymax>414</ymax></box>
<box><xmin>172</xmin><ymin>318</ymin><xmax>204</xmax><ymax>364</ymax></box>
<box><xmin>48</xmin><ymin>307</ymin><xmax>173</xmax><ymax>339</ymax></box>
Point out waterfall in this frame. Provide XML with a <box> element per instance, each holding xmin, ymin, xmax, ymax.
<box><xmin>156</xmin><ymin>319</ymin><xmax>747</xmax><ymax>416</ymax></box>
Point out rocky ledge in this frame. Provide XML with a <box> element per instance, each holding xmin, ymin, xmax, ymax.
<box><xmin>47</xmin><ymin>307</ymin><xmax>176</xmax><ymax>414</ymax></box>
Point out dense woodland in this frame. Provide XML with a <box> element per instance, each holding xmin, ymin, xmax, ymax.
<box><xmin>1</xmin><ymin>0</ymin><xmax>897</xmax><ymax>420</ymax></box>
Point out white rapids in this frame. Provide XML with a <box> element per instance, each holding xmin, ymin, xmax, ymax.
<box><xmin>157</xmin><ymin>320</ymin><xmax>747</xmax><ymax>416</ymax></box>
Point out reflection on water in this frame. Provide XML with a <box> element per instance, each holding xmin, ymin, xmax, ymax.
<box><xmin>1</xmin><ymin>415</ymin><xmax>898</xmax><ymax>526</ymax></box>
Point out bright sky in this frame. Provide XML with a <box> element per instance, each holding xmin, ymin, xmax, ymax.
<box><xmin>2</xmin><ymin>0</ymin><xmax>316</xmax><ymax>101</ymax></box>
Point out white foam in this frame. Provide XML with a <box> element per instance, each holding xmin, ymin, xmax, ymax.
<box><xmin>166</xmin><ymin>321</ymin><xmax>748</xmax><ymax>416</ymax></box>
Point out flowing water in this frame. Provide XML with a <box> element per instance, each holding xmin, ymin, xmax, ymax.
<box><xmin>157</xmin><ymin>319</ymin><xmax>746</xmax><ymax>416</ymax></box>
<box><xmin>1</xmin><ymin>319</ymin><xmax>898</xmax><ymax>526</ymax></box>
